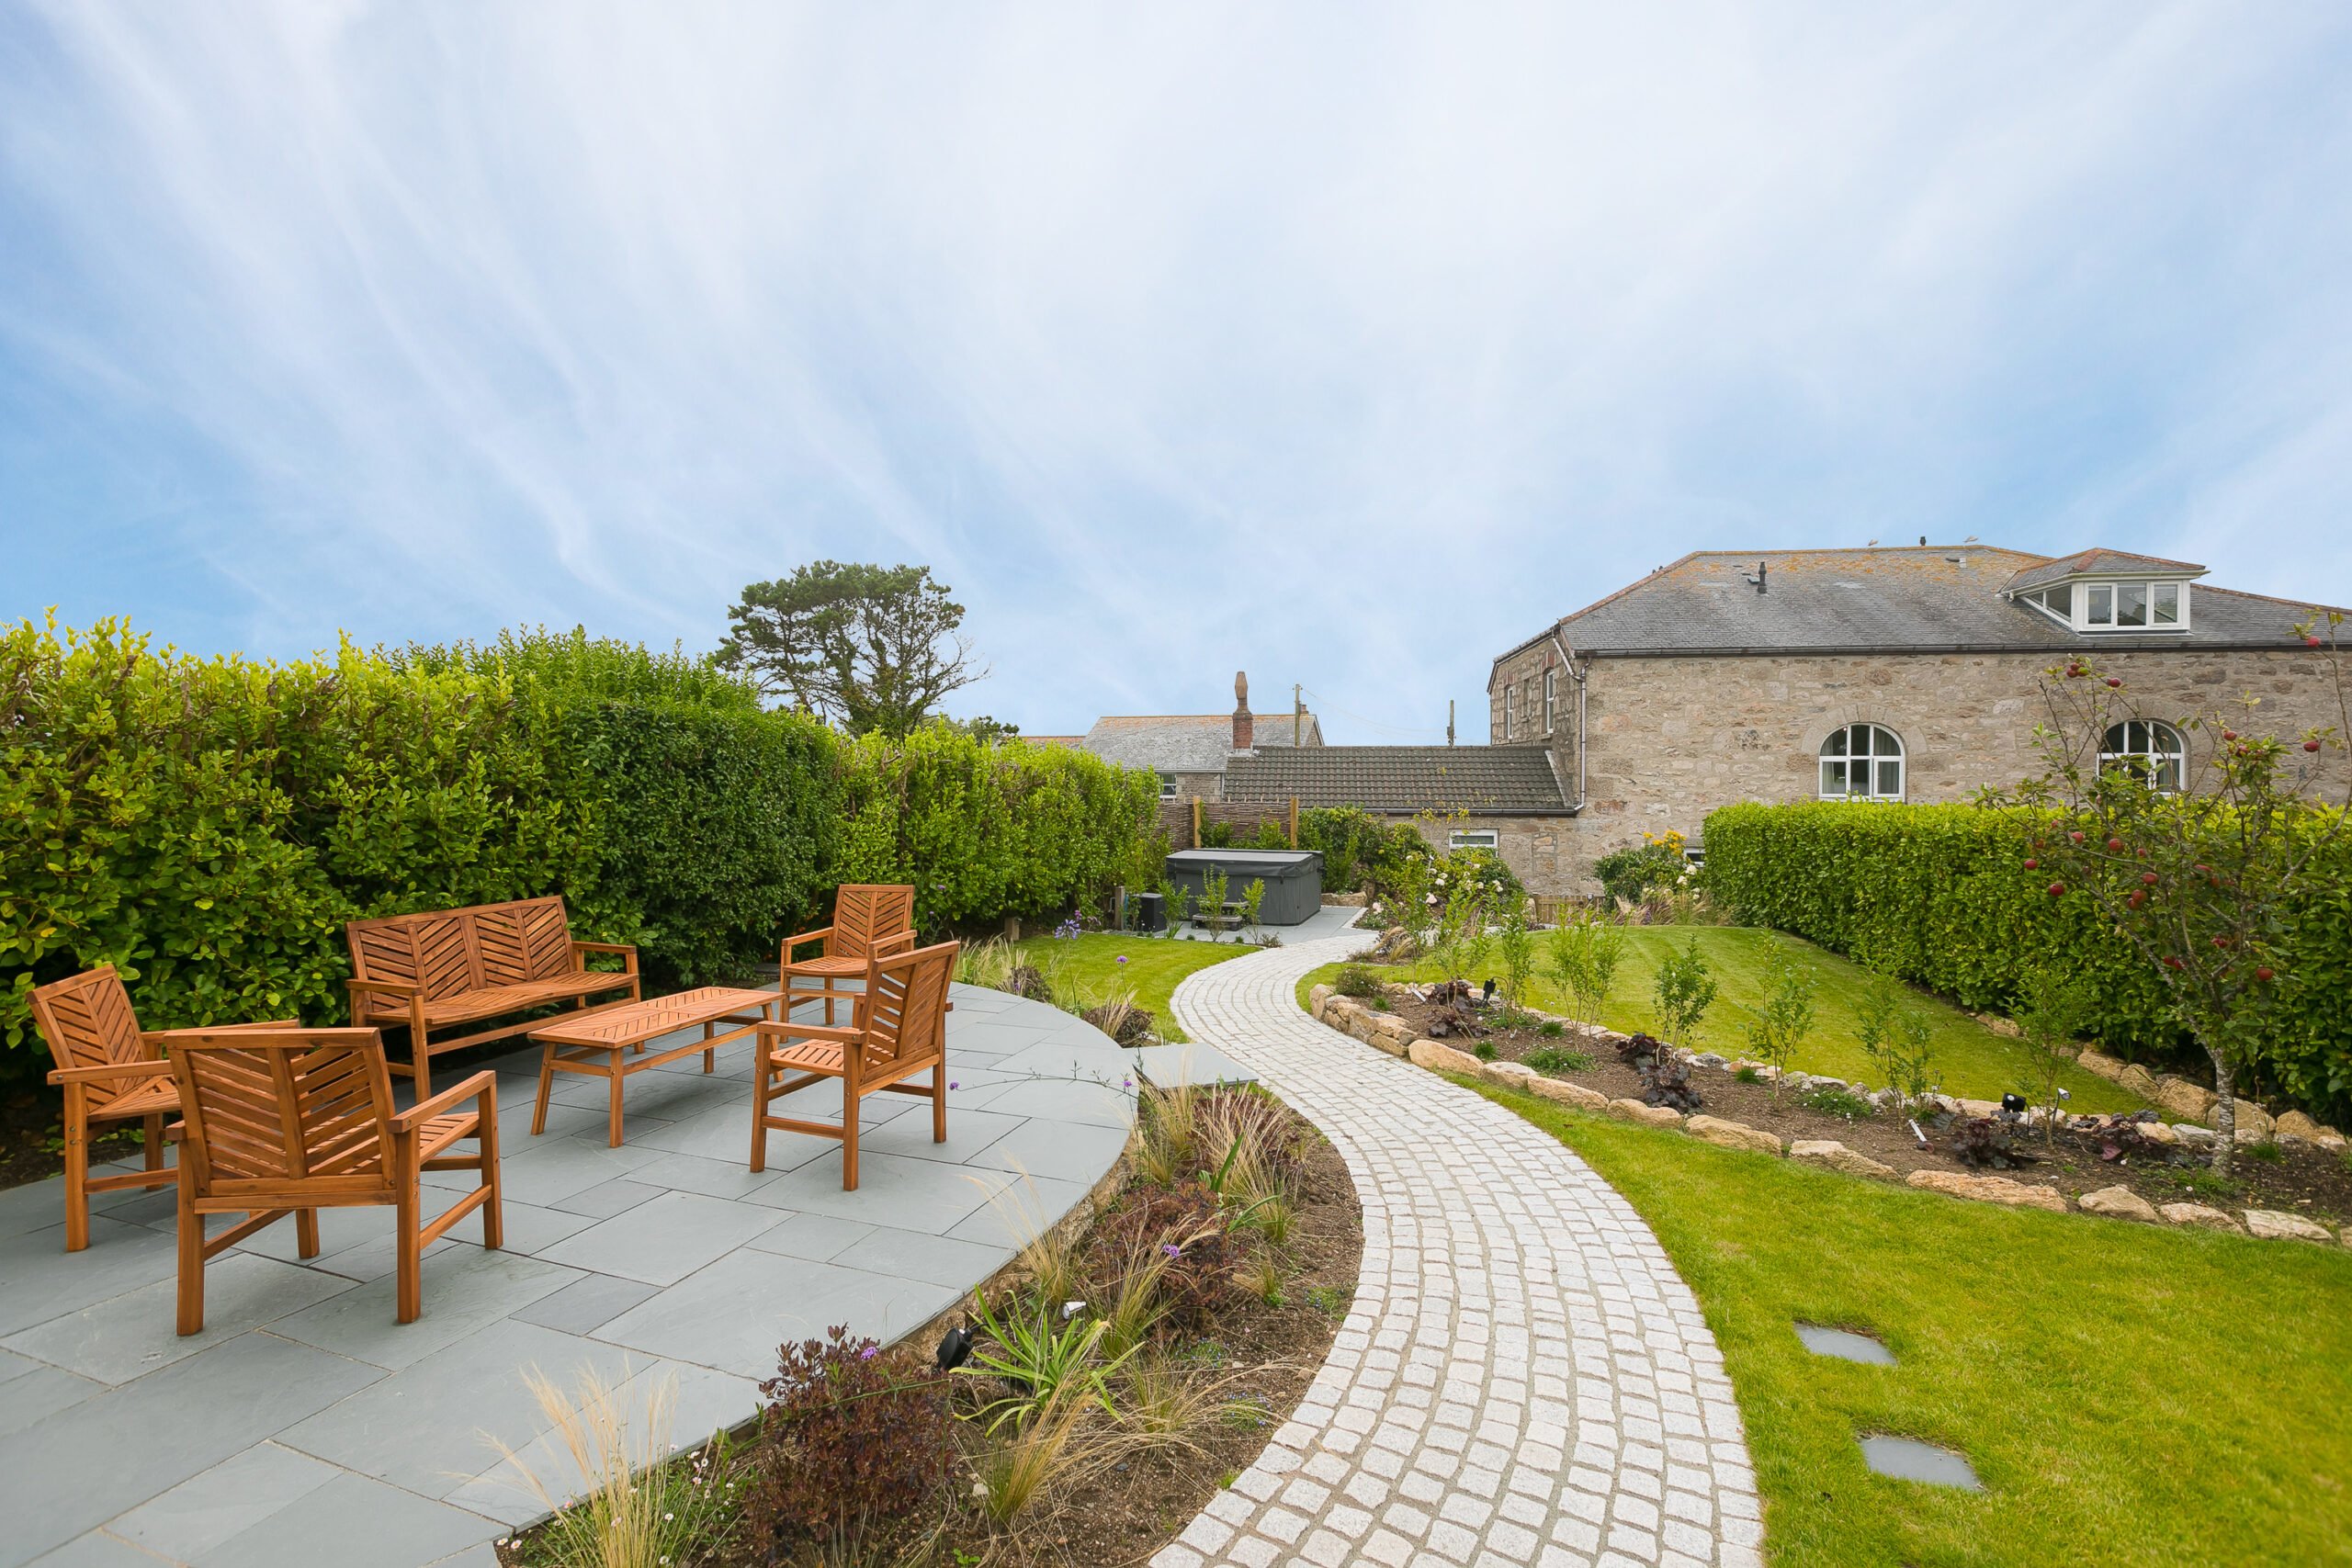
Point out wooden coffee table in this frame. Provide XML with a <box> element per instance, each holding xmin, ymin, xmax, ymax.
<box><xmin>529</xmin><ymin>986</ymin><xmax>779</xmax><ymax>1147</ymax></box>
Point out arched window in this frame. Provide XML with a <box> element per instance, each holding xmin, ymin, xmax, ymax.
<box><xmin>2101</xmin><ymin>719</ymin><xmax>2185</xmax><ymax>793</ymax></box>
<box><xmin>1820</xmin><ymin>724</ymin><xmax>1905</xmax><ymax>800</ymax></box>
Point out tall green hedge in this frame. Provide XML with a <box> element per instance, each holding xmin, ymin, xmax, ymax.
<box><xmin>2</xmin><ymin>619</ymin><xmax>1161</xmax><ymax>1081</ymax></box>
<box><xmin>833</xmin><ymin>725</ymin><xmax>1162</xmax><ymax>931</ymax></box>
<box><xmin>1701</xmin><ymin>800</ymin><xmax>2352</xmax><ymax>1121</ymax></box>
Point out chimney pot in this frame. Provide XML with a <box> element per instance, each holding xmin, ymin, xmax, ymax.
<box><xmin>1232</xmin><ymin>671</ymin><xmax>1253</xmax><ymax>751</ymax></box>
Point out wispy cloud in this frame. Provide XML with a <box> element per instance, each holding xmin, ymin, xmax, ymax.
<box><xmin>3</xmin><ymin>1</ymin><xmax>2348</xmax><ymax>733</ymax></box>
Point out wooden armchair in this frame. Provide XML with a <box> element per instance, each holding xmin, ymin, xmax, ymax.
<box><xmin>781</xmin><ymin>885</ymin><xmax>918</xmax><ymax>1026</ymax></box>
<box><xmin>27</xmin><ymin>965</ymin><xmax>295</xmax><ymax>1253</ymax></box>
<box><xmin>158</xmin><ymin>1026</ymin><xmax>502</xmax><ymax>1334</ymax></box>
<box><xmin>752</xmin><ymin>939</ymin><xmax>959</xmax><ymax>1190</ymax></box>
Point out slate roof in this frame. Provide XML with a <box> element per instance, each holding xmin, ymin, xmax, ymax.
<box><xmin>1224</xmin><ymin>745</ymin><xmax>1570</xmax><ymax>814</ymax></box>
<box><xmin>1080</xmin><ymin>713</ymin><xmax>1322</xmax><ymax>773</ymax></box>
<box><xmin>1497</xmin><ymin>547</ymin><xmax>2335</xmax><ymax>669</ymax></box>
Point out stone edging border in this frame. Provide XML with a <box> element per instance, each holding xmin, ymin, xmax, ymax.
<box><xmin>1306</xmin><ymin>985</ymin><xmax>2352</xmax><ymax>1249</ymax></box>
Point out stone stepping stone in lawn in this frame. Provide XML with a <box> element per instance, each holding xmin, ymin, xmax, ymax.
<box><xmin>1860</xmin><ymin>1434</ymin><xmax>1984</xmax><ymax>1491</ymax></box>
<box><xmin>1794</xmin><ymin>1322</ymin><xmax>1896</xmax><ymax>1366</ymax></box>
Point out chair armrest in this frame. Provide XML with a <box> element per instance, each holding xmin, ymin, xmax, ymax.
<box><xmin>781</xmin><ymin>927</ymin><xmax>834</xmax><ymax>961</ymax></box>
<box><xmin>49</xmin><ymin>1060</ymin><xmax>174</xmax><ymax>1088</ymax></box>
<box><xmin>393</xmin><ymin>1070</ymin><xmax>498</xmax><ymax>1132</ymax></box>
<box><xmin>752</xmin><ymin>1020</ymin><xmax>862</xmax><ymax>1043</ymax></box>
<box><xmin>872</xmin><ymin>929</ymin><xmax>919</xmax><ymax>955</ymax></box>
<box><xmin>571</xmin><ymin>941</ymin><xmax>638</xmax><ymax>969</ymax></box>
<box><xmin>348</xmin><ymin>977</ymin><xmax>424</xmax><ymax>998</ymax></box>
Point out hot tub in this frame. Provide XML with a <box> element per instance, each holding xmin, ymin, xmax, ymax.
<box><xmin>1164</xmin><ymin>849</ymin><xmax>1325</xmax><ymax>926</ymax></box>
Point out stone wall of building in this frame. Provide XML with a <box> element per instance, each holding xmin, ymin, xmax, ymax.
<box><xmin>1375</xmin><ymin>812</ymin><xmax>1577</xmax><ymax>897</ymax></box>
<box><xmin>1486</xmin><ymin>641</ymin><xmax>2349</xmax><ymax>895</ymax></box>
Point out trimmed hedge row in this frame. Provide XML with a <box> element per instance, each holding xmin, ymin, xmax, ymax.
<box><xmin>2</xmin><ymin>619</ymin><xmax>1161</xmax><ymax>1078</ymax></box>
<box><xmin>1701</xmin><ymin>800</ymin><xmax>2352</xmax><ymax>1122</ymax></box>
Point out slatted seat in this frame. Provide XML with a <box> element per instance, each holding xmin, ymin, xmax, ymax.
<box><xmin>752</xmin><ymin>938</ymin><xmax>958</xmax><ymax>1190</ymax></box>
<box><xmin>158</xmin><ymin>1026</ymin><xmax>502</xmax><ymax>1333</ymax></box>
<box><xmin>780</xmin><ymin>885</ymin><xmax>918</xmax><ymax>1027</ymax></box>
<box><xmin>345</xmin><ymin>896</ymin><xmax>639</xmax><ymax>1096</ymax></box>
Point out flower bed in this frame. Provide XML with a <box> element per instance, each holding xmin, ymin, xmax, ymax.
<box><xmin>498</xmin><ymin>1083</ymin><xmax>1362</xmax><ymax>1568</ymax></box>
<box><xmin>1313</xmin><ymin>982</ymin><xmax>2352</xmax><ymax>1242</ymax></box>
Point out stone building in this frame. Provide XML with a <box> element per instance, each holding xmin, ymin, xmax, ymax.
<box><xmin>1484</xmin><ymin>546</ymin><xmax>2348</xmax><ymax>896</ymax></box>
<box><xmin>1221</xmin><ymin>744</ymin><xmax>1575</xmax><ymax>886</ymax></box>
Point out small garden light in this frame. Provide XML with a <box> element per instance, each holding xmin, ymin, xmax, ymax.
<box><xmin>935</xmin><ymin>1325</ymin><xmax>974</xmax><ymax>1371</ymax></box>
<box><xmin>2000</xmin><ymin>1092</ymin><xmax>2029</xmax><ymax>1118</ymax></box>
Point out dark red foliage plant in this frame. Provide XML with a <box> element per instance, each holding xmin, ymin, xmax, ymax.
<box><xmin>1091</xmin><ymin>1179</ymin><xmax>1238</xmax><ymax>1330</ymax></box>
<box><xmin>746</xmin><ymin>1325</ymin><xmax>954</xmax><ymax>1562</ymax></box>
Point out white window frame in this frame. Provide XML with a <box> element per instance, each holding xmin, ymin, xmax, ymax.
<box><xmin>1543</xmin><ymin>667</ymin><xmax>1556</xmax><ymax>733</ymax></box>
<box><xmin>1449</xmin><ymin>829</ymin><xmax>1500</xmax><ymax>852</ymax></box>
<box><xmin>2100</xmin><ymin>719</ymin><xmax>2187</xmax><ymax>794</ymax></box>
<box><xmin>1158</xmin><ymin>773</ymin><xmax>1179</xmax><ymax>800</ymax></box>
<box><xmin>1818</xmin><ymin>723</ymin><xmax>1905</xmax><ymax>801</ymax></box>
<box><xmin>1504</xmin><ymin>686</ymin><xmax>1516</xmax><ymax>739</ymax></box>
<box><xmin>2019</xmin><ymin>579</ymin><xmax>2192</xmax><ymax>633</ymax></box>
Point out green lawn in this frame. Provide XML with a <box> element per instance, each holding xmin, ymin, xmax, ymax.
<box><xmin>1296</xmin><ymin>925</ymin><xmax>2143</xmax><ymax>1111</ymax></box>
<box><xmin>1007</xmin><ymin>931</ymin><xmax>1252</xmax><ymax>1042</ymax></box>
<box><xmin>1463</xmin><ymin>1077</ymin><xmax>2352</xmax><ymax>1567</ymax></box>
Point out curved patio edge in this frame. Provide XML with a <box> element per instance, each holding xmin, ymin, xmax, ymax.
<box><xmin>1153</xmin><ymin>930</ymin><xmax>1764</xmax><ymax>1568</ymax></box>
<box><xmin>0</xmin><ymin>982</ymin><xmax>1131</xmax><ymax>1568</ymax></box>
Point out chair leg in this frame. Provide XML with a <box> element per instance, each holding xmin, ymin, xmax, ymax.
<box><xmin>61</xmin><ymin>1088</ymin><xmax>89</xmax><ymax>1254</ymax></box>
<box><xmin>395</xmin><ymin>1168</ymin><xmax>423</xmax><ymax>1325</ymax></box>
<box><xmin>143</xmin><ymin>1112</ymin><xmax>166</xmax><ymax>1173</ymax></box>
<box><xmin>410</xmin><ymin>1010</ymin><xmax>433</xmax><ymax>1101</ymax></box>
<box><xmin>749</xmin><ymin>1054</ymin><xmax>771</xmax><ymax>1174</ymax></box>
<box><xmin>175</xmin><ymin>1161</ymin><xmax>204</xmax><ymax>1337</ymax></box>
<box><xmin>531</xmin><ymin>1040</ymin><xmax>556</xmax><ymax>1136</ymax></box>
<box><xmin>842</xmin><ymin>1094</ymin><xmax>860</xmax><ymax>1191</ymax></box>
<box><xmin>296</xmin><ymin>1210</ymin><xmax>321</xmax><ymax>1258</ymax></box>
<box><xmin>480</xmin><ymin>1096</ymin><xmax>504</xmax><ymax>1251</ymax></box>
<box><xmin>933</xmin><ymin>1064</ymin><xmax>948</xmax><ymax>1145</ymax></box>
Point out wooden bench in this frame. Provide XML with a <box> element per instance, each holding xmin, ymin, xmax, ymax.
<box><xmin>345</xmin><ymin>897</ymin><xmax>639</xmax><ymax>1096</ymax></box>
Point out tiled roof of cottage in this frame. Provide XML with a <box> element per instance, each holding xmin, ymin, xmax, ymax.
<box><xmin>1497</xmin><ymin>546</ymin><xmax>2334</xmax><ymax>667</ymax></box>
<box><xmin>1225</xmin><ymin>746</ymin><xmax>1569</xmax><ymax>814</ymax></box>
<box><xmin>1080</xmin><ymin>713</ymin><xmax>1322</xmax><ymax>773</ymax></box>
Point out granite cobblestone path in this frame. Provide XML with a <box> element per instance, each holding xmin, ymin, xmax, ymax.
<box><xmin>1152</xmin><ymin>931</ymin><xmax>1761</xmax><ymax>1568</ymax></box>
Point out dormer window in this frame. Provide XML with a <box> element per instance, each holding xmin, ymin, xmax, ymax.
<box><xmin>2020</xmin><ymin>577</ymin><xmax>2190</xmax><ymax>633</ymax></box>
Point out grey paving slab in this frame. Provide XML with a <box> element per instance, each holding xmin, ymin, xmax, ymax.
<box><xmin>966</xmin><ymin>1115</ymin><xmax>1134</xmax><ymax>1184</ymax></box>
<box><xmin>0</xmin><ymin>1219</ymin><xmax>179</xmax><ymax>1336</ymax></box>
<box><xmin>0</xmin><ymin>1362</ymin><xmax>104</xmax><ymax>1438</ymax></box>
<box><xmin>831</xmin><ymin>1226</ymin><xmax>1015</xmax><ymax>1290</ymax></box>
<box><xmin>277</xmin><ymin>1318</ymin><xmax>636</xmax><ymax>1498</ymax></box>
<box><xmin>537</xmin><ymin>1191</ymin><xmax>787</xmax><ymax>1287</ymax></box>
<box><xmin>23</xmin><ymin>1531</ymin><xmax>164</xmax><ymax>1568</ymax></box>
<box><xmin>200</xmin><ymin>1472</ymin><xmax>496</xmax><ymax>1568</ymax></box>
<box><xmin>0</xmin><ymin>983</ymin><xmax>1128</xmax><ymax>1567</ymax></box>
<box><xmin>444</xmin><ymin>1356</ymin><xmax>757</xmax><ymax>1526</ymax></box>
<box><xmin>741</xmin><ymin>1211</ymin><xmax>876</xmax><ymax>1263</ymax></box>
<box><xmin>591</xmin><ymin>1250</ymin><xmax>961</xmax><ymax>1382</ymax></box>
<box><xmin>944</xmin><ymin>1176</ymin><xmax>1092</xmax><ymax>1249</ymax></box>
<box><xmin>267</xmin><ymin>1247</ymin><xmax>582</xmax><ymax>1371</ymax></box>
<box><xmin>508</xmin><ymin>1273</ymin><xmax>662</xmax><ymax>1337</ymax></box>
<box><xmin>3</xmin><ymin>1253</ymin><xmax>356</xmax><ymax>1386</ymax></box>
<box><xmin>546</xmin><ymin>1176</ymin><xmax>666</xmax><ymax>1220</ymax></box>
<box><xmin>107</xmin><ymin>1443</ymin><xmax>343</xmax><ymax>1562</ymax></box>
<box><xmin>1131</xmin><ymin>1039</ymin><xmax>1259</xmax><ymax>1086</ymax></box>
<box><xmin>0</xmin><ymin>1332</ymin><xmax>385</xmax><ymax>1568</ymax></box>
<box><xmin>746</xmin><ymin>1149</ymin><xmax>1013</xmax><ymax>1234</ymax></box>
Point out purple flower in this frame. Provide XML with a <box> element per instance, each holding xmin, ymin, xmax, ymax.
<box><xmin>1161</xmin><ymin>1243</ymin><xmax>1182</xmax><ymax>1258</ymax></box>
<box><xmin>1115</xmin><ymin>954</ymin><xmax>1129</xmax><ymax>964</ymax></box>
<box><xmin>949</xmin><ymin>1081</ymin><xmax>960</xmax><ymax>1090</ymax></box>
<box><xmin>858</xmin><ymin>1345</ymin><xmax>879</xmax><ymax>1360</ymax></box>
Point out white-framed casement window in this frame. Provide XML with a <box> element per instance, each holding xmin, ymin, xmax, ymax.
<box><xmin>1158</xmin><ymin>773</ymin><xmax>1179</xmax><ymax>800</ymax></box>
<box><xmin>1449</xmin><ymin>829</ymin><xmax>1500</xmax><ymax>852</ymax></box>
<box><xmin>2100</xmin><ymin>719</ymin><xmax>2187</xmax><ymax>793</ymax></box>
<box><xmin>1504</xmin><ymin>686</ymin><xmax>1516</xmax><ymax>739</ymax></box>
<box><xmin>1819</xmin><ymin>723</ymin><xmax>1905</xmax><ymax>800</ymax></box>
<box><xmin>2019</xmin><ymin>579</ymin><xmax>2189</xmax><ymax>632</ymax></box>
<box><xmin>1543</xmin><ymin>668</ymin><xmax>1556</xmax><ymax>733</ymax></box>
